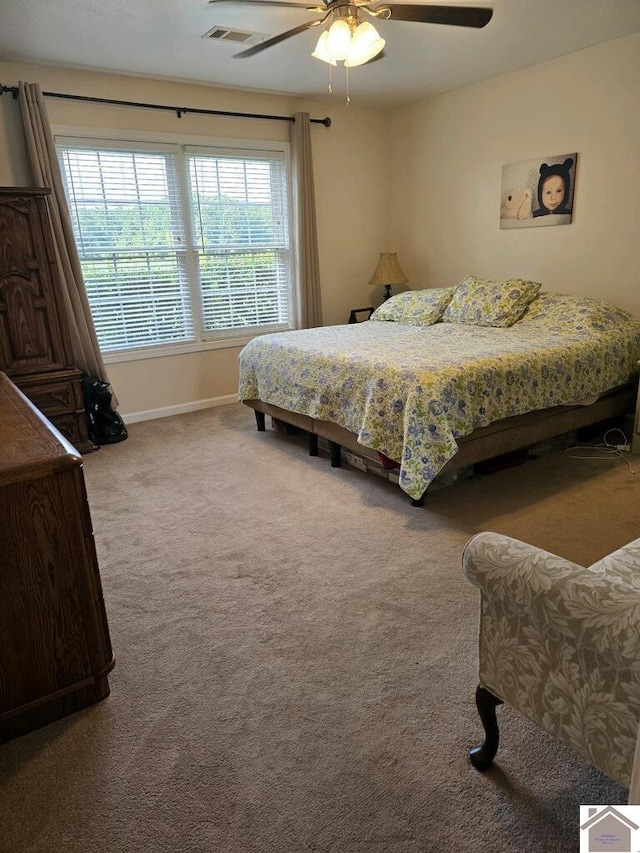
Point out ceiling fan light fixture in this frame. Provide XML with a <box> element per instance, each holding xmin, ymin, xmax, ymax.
<box><xmin>344</xmin><ymin>20</ymin><xmax>385</xmax><ymax>66</ymax></box>
<box><xmin>312</xmin><ymin>16</ymin><xmax>384</xmax><ymax>67</ymax></box>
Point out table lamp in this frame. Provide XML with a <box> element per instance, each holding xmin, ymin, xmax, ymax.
<box><xmin>368</xmin><ymin>252</ymin><xmax>408</xmax><ymax>300</ymax></box>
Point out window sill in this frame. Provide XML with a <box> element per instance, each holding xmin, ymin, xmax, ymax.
<box><xmin>102</xmin><ymin>333</ymin><xmax>267</xmax><ymax>364</ymax></box>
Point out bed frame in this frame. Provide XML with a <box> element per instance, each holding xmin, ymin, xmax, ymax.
<box><xmin>244</xmin><ymin>382</ymin><xmax>636</xmax><ymax>505</ymax></box>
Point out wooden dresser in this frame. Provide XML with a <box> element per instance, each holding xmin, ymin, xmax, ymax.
<box><xmin>0</xmin><ymin>371</ymin><xmax>114</xmax><ymax>743</ymax></box>
<box><xmin>633</xmin><ymin>363</ymin><xmax>640</xmax><ymax>455</ymax></box>
<box><xmin>0</xmin><ymin>187</ymin><xmax>94</xmax><ymax>453</ymax></box>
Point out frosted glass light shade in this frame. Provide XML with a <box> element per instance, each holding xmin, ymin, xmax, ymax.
<box><xmin>344</xmin><ymin>22</ymin><xmax>385</xmax><ymax>67</ymax></box>
<box><xmin>311</xmin><ymin>31</ymin><xmax>337</xmax><ymax>65</ymax></box>
<box><xmin>325</xmin><ymin>19</ymin><xmax>351</xmax><ymax>60</ymax></box>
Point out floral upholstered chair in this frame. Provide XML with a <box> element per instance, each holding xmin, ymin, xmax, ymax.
<box><xmin>462</xmin><ymin>532</ymin><xmax>640</xmax><ymax>802</ymax></box>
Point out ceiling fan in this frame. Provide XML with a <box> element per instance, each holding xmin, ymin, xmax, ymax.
<box><xmin>208</xmin><ymin>1</ymin><xmax>493</xmax><ymax>65</ymax></box>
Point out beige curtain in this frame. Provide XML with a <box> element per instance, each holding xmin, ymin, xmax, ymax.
<box><xmin>18</xmin><ymin>81</ymin><xmax>115</xmax><ymax>398</ymax></box>
<box><xmin>290</xmin><ymin>113</ymin><xmax>322</xmax><ymax>328</ymax></box>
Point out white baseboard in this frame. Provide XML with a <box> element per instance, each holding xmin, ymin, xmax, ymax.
<box><xmin>122</xmin><ymin>394</ymin><xmax>239</xmax><ymax>424</ymax></box>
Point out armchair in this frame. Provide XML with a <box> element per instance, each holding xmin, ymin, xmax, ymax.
<box><xmin>462</xmin><ymin>532</ymin><xmax>640</xmax><ymax>802</ymax></box>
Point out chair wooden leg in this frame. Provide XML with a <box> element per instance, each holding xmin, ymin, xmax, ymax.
<box><xmin>254</xmin><ymin>410</ymin><xmax>266</xmax><ymax>432</ymax></box>
<box><xmin>469</xmin><ymin>684</ymin><xmax>503</xmax><ymax>771</ymax></box>
<box><xmin>308</xmin><ymin>433</ymin><xmax>318</xmax><ymax>457</ymax></box>
<box><xmin>329</xmin><ymin>440</ymin><xmax>341</xmax><ymax>467</ymax></box>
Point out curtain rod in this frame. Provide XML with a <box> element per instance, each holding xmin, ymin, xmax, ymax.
<box><xmin>0</xmin><ymin>85</ymin><xmax>331</xmax><ymax>127</ymax></box>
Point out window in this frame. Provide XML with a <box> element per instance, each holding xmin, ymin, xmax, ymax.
<box><xmin>57</xmin><ymin>137</ymin><xmax>295</xmax><ymax>356</ymax></box>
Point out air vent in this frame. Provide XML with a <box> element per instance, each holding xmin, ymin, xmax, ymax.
<box><xmin>202</xmin><ymin>25</ymin><xmax>264</xmax><ymax>45</ymax></box>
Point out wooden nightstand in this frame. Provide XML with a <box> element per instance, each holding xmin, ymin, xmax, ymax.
<box><xmin>348</xmin><ymin>307</ymin><xmax>374</xmax><ymax>323</ymax></box>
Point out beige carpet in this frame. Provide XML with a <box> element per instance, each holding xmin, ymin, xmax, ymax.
<box><xmin>1</xmin><ymin>403</ymin><xmax>638</xmax><ymax>853</ymax></box>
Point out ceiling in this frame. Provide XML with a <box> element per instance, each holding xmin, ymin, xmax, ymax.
<box><xmin>1</xmin><ymin>0</ymin><xmax>640</xmax><ymax>109</ymax></box>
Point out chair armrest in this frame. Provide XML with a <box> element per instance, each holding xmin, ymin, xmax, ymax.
<box><xmin>587</xmin><ymin>537</ymin><xmax>640</xmax><ymax>581</ymax></box>
<box><xmin>463</xmin><ymin>531</ymin><xmax>640</xmax><ymax>668</ymax></box>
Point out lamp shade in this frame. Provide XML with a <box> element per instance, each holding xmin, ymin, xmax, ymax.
<box><xmin>325</xmin><ymin>19</ymin><xmax>351</xmax><ymax>61</ymax></box>
<box><xmin>344</xmin><ymin>22</ymin><xmax>385</xmax><ymax>67</ymax></box>
<box><xmin>311</xmin><ymin>31</ymin><xmax>338</xmax><ymax>65</ymax></box>
<box><xmin>368</xmin><ymin>252</ymin><xmax>408</xmax><ymax>287</ymax></box>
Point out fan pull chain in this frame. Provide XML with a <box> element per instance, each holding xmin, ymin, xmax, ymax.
<box><xmin>328</xmin><ymin>63</ymin><xmax>333</xmax><ymax>95</ymax></box>
<box><xmin>346</xmin><ymin>65</ymin><xmax>350</xmax><ymax>106</ymax></box>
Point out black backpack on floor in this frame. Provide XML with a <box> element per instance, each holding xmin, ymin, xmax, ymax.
<box><xmin>82</xmin><ymin>375</ymin><xmax>128</xmax><ymax>446</ymax></box>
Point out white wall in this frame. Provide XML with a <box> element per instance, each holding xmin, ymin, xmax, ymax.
<box><xmin>3</xmin><ymin>34</ymin><xmax>639</xmax><ymax>421</ymax></box>
<box><xmin>0</xmin><ymin>61</ymin><xmax>390</xmax><ymax>419</ymax></box>
<box><xmin>388</xmin><ymin>32</ymin><xmax>640</xmax><ymax>317</ymax></box>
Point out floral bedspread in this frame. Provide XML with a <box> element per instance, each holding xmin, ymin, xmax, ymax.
<box><xmin>238</xmin><ymin>298</ymin><xmax>640</xmax><ymax>498</ymax></box>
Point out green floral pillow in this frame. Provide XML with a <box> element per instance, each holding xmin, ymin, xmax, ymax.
<box><xmin>519</xmin><ymin>292</ymin><xmax>636</xmax><ymax>333</ymax></box>
<box><xmin>442</xmin><ymin>275</ymin><xmax>542</xmax><ymax>327</ymax></box>
<box><xmin>370</xmin><ymin>288</ymin><xmax>455</xmax><ymax>326</ymax></box>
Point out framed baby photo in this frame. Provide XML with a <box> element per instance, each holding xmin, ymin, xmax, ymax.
<box><xmin>499</xmin><ymin>153</ymin><xmax>577</xmax><ymax>229</ymax></box>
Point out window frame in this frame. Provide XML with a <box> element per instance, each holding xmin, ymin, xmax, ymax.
<box><xmin>54</xmin><ymin>126</ymin><xmax>297</xmax><ymax>364</ymax></box>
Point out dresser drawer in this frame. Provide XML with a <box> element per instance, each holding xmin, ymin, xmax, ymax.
<box><xmin>48</xmin><ymin>411</ymin><xmax>83</xmax><ymax>446</ymax></box>
<box><xmin>14</xmin><ymin>372</ymin><xmax>95</xmax><ymax>454</ymax></box>
<box><xmin>22</xmin><ymin>378</ymin><xmax>79</xmax><ymax>416</ymax></box>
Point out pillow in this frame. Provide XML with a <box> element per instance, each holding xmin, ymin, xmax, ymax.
<box><xmin>519</xmin><ymin>292</ymin><xmax>637</xmax><ymax>333</ymax></box>
<box><xmin>370</xmin><ymin>288</ymin><xmax>455</xmax><ymax>326</ymax></box>
<box><xmin>442</xmin><ymin>275</ymin><xmax>542</xmax><ymax>327</ymax></box>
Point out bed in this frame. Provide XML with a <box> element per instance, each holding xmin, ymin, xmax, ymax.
<box><xmin>238</xmin><ymin>278</ymin><xmax>640</xmax><ymax>503</ymax></box>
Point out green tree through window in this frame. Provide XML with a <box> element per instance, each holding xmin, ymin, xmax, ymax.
<box><xmin>57</xmin><ymin>140</ymin><xmax>294</xmax><ymax>354</ymax></box>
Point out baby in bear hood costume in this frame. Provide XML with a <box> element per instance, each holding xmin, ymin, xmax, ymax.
<box><xmin>533</xmin><ymin>157</ymin><xmax>573</xmax><ymax>217</ymax></box>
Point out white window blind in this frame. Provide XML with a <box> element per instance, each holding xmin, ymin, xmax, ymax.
<box><xmin>188</xmin><ymin>151</ymin><xmax>290</xmax><ymax>334</ymax></box>
<box><xmin>57</xmin><ymin>138</ymin><xmax>294</xmax><ymax>355</ymax></box>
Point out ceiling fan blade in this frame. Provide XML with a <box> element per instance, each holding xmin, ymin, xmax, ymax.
<box><xmin>209</xmin><ymin>0</ymin><xmax>322</xmax><ymax>8</ymax></box>
<box><xmin>370</xmin><ymin>4</ymin><xmax>493</xmax><ymax>27</ymax></box>
<box><xmin>234</xmin><ymin>18</ymin><xmax>326</xmax><ymax>57</ymax></box>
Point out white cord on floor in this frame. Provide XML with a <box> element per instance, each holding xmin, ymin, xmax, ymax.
<box><xmin>564</xmin><ymin>427</ymin><xmax>636</xmax><ymax>475</ymax></box>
